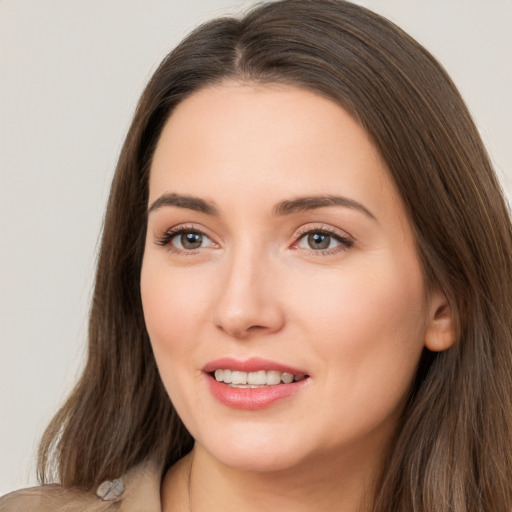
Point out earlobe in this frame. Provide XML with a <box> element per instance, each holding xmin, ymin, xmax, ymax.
<box><xmin>424</xmin><ymin>291</ymin><xmax>457</xmax><ymax>352</ymax></box>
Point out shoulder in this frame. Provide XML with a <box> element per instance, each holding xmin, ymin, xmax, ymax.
<box><xmin>0</xmin><ymin>484</ymin><xmax>108</xmax><ymax>512</ymax></box>
<box><xmin>0</xmin><ymin>459</ymin><xmax>164</xmax><ymax>512</ymax></box>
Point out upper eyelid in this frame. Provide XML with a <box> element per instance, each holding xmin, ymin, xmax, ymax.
<box><xmin>160</xmin><ymin>223</ymin><xmax>352</xmax><ymax>236</ymax></box>
<box><xmin>294</xmin><ymin>223</ymin><xmax>353</xmax><ymax>240</ymax></box>
<box><xmin>160</xmin><ymin>223</ymin><xmax>214</xmax><ymax>238</ymax></box>
<box><xmin>169</xmin><ymin>226</ymin><xmax>213</xmax><ymax>238</ymax></box>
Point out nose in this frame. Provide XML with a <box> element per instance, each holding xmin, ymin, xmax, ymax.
<box><xmin>213</xmin><ymin>247</ymin><xmax>285</xmax><ymax>339</ymax></box>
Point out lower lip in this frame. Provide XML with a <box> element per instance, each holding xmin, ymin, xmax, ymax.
<box><xmin>206</xmin><ymin>375</ymin><xmax>309</xmax><ymax>410</ymax></box>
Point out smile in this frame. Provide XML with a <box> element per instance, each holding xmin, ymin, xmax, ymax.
<box><xmin>213</xmin><ymin>369</ymin><xmax>307</xmax><ymax>388</ymax></box>
<box><xmin>204</xmin><ymin>358</ymin><xmax>311</xmax><ymax>410</ymax></box>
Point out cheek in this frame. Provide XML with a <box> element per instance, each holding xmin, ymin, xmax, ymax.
<box><xmin>296</xmin><ymin>252</ymin><xmax>424</xmax><ymax>332</ymax></box>
<box><xmin>141</xmin><ymin>259</ymin><xmax>209</xmax><ymax>343</ymax></box>
<box><xmin>140</xmin><ymin>259</ymin><xmax>214</xmax><ymax>423</ymax></box>
<box><xmin>293</xmin><ymin>253</ymin><xmax>427</xmax><ymax>400</ymax></box>
<box><xmin>140</xmin><ymin>258</ymin><xmax>212</xmax><ymax>395</ymax></box>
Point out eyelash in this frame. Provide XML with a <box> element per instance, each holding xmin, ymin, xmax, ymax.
<box><xmin>154</xmin><ymin>224</ymin><xmax>354</xmax><ymax>256</ymax></box>
<box><xmin>293</xmin><ymin>225</ymin><xmax>354</xmax><ymax>255</ymax></box>
<box><xmin>154</xmin><ymin>225</ymin><xmax>209</xmax><ymax>254</ymax></box>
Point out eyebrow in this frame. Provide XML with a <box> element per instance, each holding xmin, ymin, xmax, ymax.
<box><xmin>147</xmin><ymin>192</ymin><xmax>376</xmax><ymax>221</ymax></box>
<box><xmin>147</xmin><ymin>193</ymin><xmax>219</xmax><ymax>216</ymax></box>
<box><xmin>272</xmin><ymin>195</ymin><xmax>376</xmax><ymax>221</ymax></box>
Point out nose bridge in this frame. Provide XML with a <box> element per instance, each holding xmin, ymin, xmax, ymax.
<box><xmin>213</xmin><ymin>237</ymin><xmax>284</xmax><ymax>338</ymax></box>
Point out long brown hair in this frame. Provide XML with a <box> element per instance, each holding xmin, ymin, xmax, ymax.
<box><xmin>38</xmin><ymin>1</ymin><xmax>512</xmax><ymax>510</ymax></box>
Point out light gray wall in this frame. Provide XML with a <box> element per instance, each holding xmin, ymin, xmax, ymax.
<box><xmin>1</xmin><ymin>0</ymin><xmax>511</xmax><ymax>494</ymax></box>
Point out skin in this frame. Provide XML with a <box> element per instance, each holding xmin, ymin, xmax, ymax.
<box><xmin>140</xmin><ymin>82</ymin><xmax>455</xmax><ymax>511</ymax></box>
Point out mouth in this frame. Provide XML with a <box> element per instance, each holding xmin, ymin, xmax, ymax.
<box><xmin>210</xmin><ymin>369</ymin><xmax>308</xmax><ymax>388</ymax></box>
<box><xmin>203</xmin><ymin>358</ymin><xmax>310</xmax><ymax>410</ymax></box>
<box><xmin>210</xmin><ymin>368</ymin><xmax>308</xmax><ymax>389</ymax></box>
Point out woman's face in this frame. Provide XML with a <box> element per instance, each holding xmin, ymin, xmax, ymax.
<box><xmin>141</xmin><ymin>82</ymin><xmax>445</xmax><ymax>474</ymax></box>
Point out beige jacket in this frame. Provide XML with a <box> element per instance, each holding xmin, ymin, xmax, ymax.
<box><xmin>0</xmin><ymin>460</ymin><xmax>164</xmax><ymax>512</ymax></box>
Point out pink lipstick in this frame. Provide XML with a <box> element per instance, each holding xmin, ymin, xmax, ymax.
<box><xmin>203</xmin><ymin>357</ymin><xmax>310</xmax><ymax>410</ymax></box>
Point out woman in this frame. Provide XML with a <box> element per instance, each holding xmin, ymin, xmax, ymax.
<box><xmin>2</xmin><ymin>0</ymin><xmax>511</xmax><ymax>510</ymax></box>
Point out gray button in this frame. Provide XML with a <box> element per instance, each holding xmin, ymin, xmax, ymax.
<box><xmin>96</xmin><ymin>478</ymin><xmax>125</xmax><ymax>501</ymax></box>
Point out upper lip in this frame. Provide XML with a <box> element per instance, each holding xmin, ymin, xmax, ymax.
<box><xmin>203</xmin><ymin>357</ymin><xmax>309</xmax><ymax>376</ymax></box>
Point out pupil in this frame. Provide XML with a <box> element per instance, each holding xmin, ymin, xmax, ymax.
<box><xmin>308</xmin><ymin>232</ymin><xmax>330</xmax><ymax>250</ymax></box>
<box><xmin>182</xmin><ymin>232</ymin><xmax>202</xmax><ymax>249</ymax></box>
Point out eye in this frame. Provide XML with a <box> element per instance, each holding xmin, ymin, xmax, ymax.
<box><xmin>155</xmin><ymin>227</ymin><xmax>215</xmax><ymax>252</ymax></box>
<box><xmin>295</xmin><ymin>228</ymin><xmax>353</xmax><ymax>253</ymax></box>
<box><xmin>300</xmin><ymin>232</ymin><xmax>335</xmax><ymax>250</ymax></box>
<box><xmin>172</xmin><ymin>230</ymin><xmax>210</xmax><ymax>250</ymax></box>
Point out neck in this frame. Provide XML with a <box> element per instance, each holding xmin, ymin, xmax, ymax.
<box><xmin>163</xmin><ymin>442</ymin><xmax>386</xmax><ymax>512</ymax></box>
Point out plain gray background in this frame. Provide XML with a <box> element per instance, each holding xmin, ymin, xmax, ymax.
<box><xmin>1</xmin><ymin>0</ymin><xmax>511</xmax><ymax>494</ymax></box>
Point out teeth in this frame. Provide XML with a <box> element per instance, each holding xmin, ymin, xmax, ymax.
<box><xmin>231</xmin><ymin>371</ymin><xmax>246</xmax><ymax>385</ymax></box>
<box><xmin>266</xmin><ymin>370</ymin><xmax>281</xmax><ymax>385</ymax></box>
<box><xmin>212</xmin><ymin>369</ymin><xmax>306</xmax><ymax>387</ymax></box>
<box><xmin>281</xmin><ymin>372</ymin><xmax>294</xmax><ymax>384</ymax></box>
<box><xmin>247</xmin><ymin>370</ymin><xmax>266</xmax><ymax>385</ymax></box>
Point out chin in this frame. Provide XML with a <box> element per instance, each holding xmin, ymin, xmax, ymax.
<box><xmin>210</xmin><ymin>447</ymin><xmax>307</xmax><ymax>474</ymax></box>
<box><xmin>194</xmin><ymin>426</ymin><xmax>312</xmax><ymax>473</ymax></box>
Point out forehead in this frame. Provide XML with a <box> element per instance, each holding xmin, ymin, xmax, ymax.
<box><xmin>148</xmin><ymin>82</ymin><xmax>402</xmax><ymax>225</ymax></box>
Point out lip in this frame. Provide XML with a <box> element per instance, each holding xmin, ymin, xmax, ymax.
<box><xmin>203</xmin><ymin>357</ymin><xmax>310</xmax><ymax>410</ymax></box>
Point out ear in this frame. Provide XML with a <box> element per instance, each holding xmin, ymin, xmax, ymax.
<box><xmin>424</xmin><ymin>290</ymin><xmax>457</xmax><ymax>352</ymax></box>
